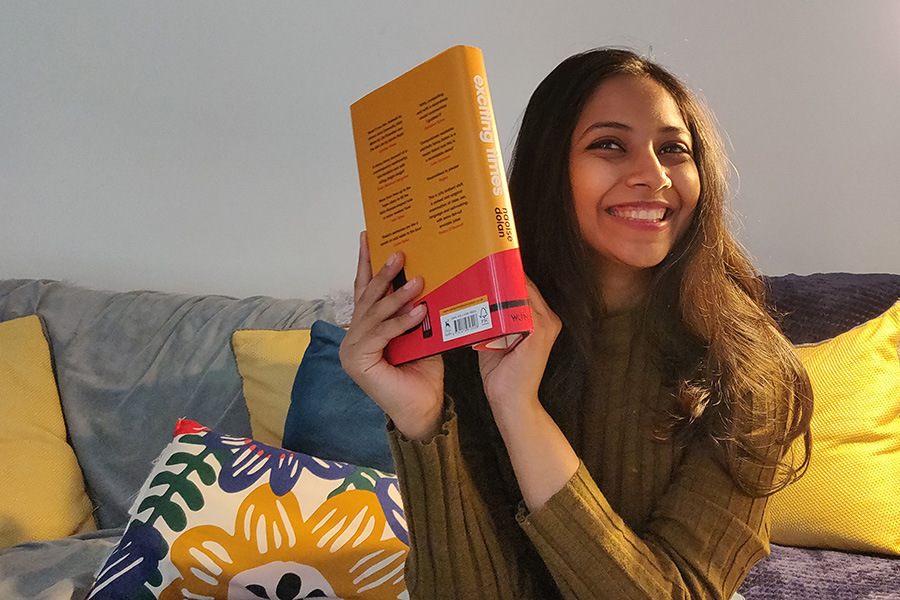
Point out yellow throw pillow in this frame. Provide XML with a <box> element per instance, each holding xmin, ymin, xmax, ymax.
<box><xmin>0</xmin><ymin>315</ymin><xmax>96</xmax><ymax>549</ymax></box>
<box><xmin>770</xmin><ymin>300</ymin><xmax>900</xmax><ymax>555</ymax></box>
<box><xmin>232</xmin><ymin>329</ymin><xmax>312</xmax><ymax>447</ymax></box>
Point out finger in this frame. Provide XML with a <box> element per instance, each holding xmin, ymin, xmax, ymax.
<box><xmin>343</xmin><ymin>297</ymin><xmax>428</xmax><ymax>365</ymax></box>
<box><xmin>369</xmin><ymin>302</ymin><xmax>429</xmax><ymax>347</ymax></box>
<box><xmin>524</xmin><ymin>275</ymin><xmax>549</xmax><ymax>312</ymax></box>
<box><xmin>357</xmin><ymin>250</ymin><xmax>407</xmax><ymax>310</ymax></box>
<box><xmin>354</xmin><ymin>231</ymin><xmax>373</xmax><ymax>304</ymax></box>
<box><xmin>523</xmin><ymin>276</ymin><xmax>561</xmax><ymax>331</ymax></box>
<box><xmin>365</xmin><ymin>275</ymin><xmax>425</xmax><ymax>328</ymax></box>
<box><xmin>395</xmin><ymin>297</ymin><xmax>420</xmax><ymax>317</ymax></box>
<box><xmin>346</xmin><ymin>271</ymin><xmax>424</xmax><ymax>345</ymax></box>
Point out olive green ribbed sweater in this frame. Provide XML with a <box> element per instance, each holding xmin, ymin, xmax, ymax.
<box><xmin>388</xmin><ymin>312</ymin><xmax>772</xmax><ymax>600</ymax></box>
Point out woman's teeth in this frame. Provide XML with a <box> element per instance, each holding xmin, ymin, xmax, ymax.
<box><xmin>607</xmin><ymin>207</ymin><xmax>668</xmax><ymax>222</ymax></box>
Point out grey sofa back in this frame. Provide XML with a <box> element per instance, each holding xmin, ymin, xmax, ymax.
<box><xmin>0</xmin><ymin>279</ymin><xmax>339</xmax><ymax>528</ymax></box>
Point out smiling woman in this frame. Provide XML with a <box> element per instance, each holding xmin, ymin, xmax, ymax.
<box><xmin>339</xmin><ymin>47</ymin><xmax>813</xmax><ymax>600</ymax></box>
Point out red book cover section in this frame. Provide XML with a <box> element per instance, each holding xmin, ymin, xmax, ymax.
<box><xmin>351</xmin><ymin>46</ymin><xmax>532</xmax><ymax>364</ymax></box>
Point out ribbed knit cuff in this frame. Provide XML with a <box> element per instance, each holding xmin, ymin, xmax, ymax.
<box><xmin>516</xmin><ymin>461</ymin><xmax>618</xmax><ymax>527</ymax></box>
<box><xmin>386</xmin><ymin>397</ymin><xmax>455</xmax><ymax>448</ymax></box>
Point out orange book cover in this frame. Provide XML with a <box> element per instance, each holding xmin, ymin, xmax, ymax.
<box><xmin>351</xmin><ymin>45</ymin><xmax>533</xmax><ymax>365</ymax></box>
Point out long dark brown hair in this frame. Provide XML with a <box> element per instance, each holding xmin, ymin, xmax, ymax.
<box><xmin>508</xmin><ymin>48</ymin><xmax>812</xmax><ymax>496</ymax></box>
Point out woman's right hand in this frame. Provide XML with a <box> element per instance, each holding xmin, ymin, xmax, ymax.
<box><xmin>339</xmin><ymin>232</ymin><xmax>445</xmax><ymax>441</ymax></box>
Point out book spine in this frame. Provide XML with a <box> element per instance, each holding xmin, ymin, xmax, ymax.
<box><xmin>452</xmin><ymin>49</ymin><xmax>528</xmax><ymax>336</ymax></box>
<box><xmin>456</xmin><ymin>48</ymin><xmax>520</xmax><ymax>258</ymax></box>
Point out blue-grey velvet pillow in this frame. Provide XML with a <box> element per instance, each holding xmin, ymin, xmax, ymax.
<box><xmin>281</xmin><ymin>320</ymin><xmax>394</xmax><ymax>473</ymax></box>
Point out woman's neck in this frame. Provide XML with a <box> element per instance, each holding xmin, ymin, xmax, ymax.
<box><xmin>596</xmin><ymin>263</ymin><xmax>653</xmax><ymax>314</ymax></box>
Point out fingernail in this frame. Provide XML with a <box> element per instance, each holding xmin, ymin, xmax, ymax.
<box><xmin>403</xmin><ymin>276</ymin><xmax>420</xmax><ymax>290</ymax></box>
<box><xmin>386</xmin><ymin>252</ymin><xmax>399</xmax><ymax>266</ymax></box>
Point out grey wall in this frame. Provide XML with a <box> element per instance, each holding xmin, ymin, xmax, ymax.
<box><xmin>2</xmin><ymin>1</ymin><xmax>898</xmax><ymax>299</ymax></box>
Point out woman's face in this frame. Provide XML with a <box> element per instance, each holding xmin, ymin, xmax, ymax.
<box><xmin>569</xmin><ymin>75</ymin><xmax>700</xmax><ymax>287</ymax></box>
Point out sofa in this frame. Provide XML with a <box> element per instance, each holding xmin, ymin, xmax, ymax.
<box><xmin>0</xmin><ymin>272</ymin><xmax>898</xmax><ymax>600</ymax></box>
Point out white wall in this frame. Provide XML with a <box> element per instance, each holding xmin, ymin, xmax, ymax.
<box><xmin>2</xmin><ymin>1</ymin><xmax>898</xmax><ymax>299</ymax></box>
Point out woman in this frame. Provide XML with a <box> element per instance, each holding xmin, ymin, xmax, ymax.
<box><xmin>340</xmin><ymin>48</ymin><xmax>813</xmax><ymax>600</ymax></box>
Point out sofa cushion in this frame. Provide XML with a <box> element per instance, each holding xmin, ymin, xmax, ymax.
<box><xmin>740</xmin><ymin>542</ymin><xmax>900</xmax><ymax>600</ymax></box>
<box><xmin>0</xmin><ymin>315</ymin><xmax>96</xmax><ymax>549</ymax></box>
<box><xmin>766</xmin><ymin>272</ymin><xmax>900</xmax><ymax>344</ymax></box>
<box><xmin>0</xmin><ymin>279</ymin><xmax>338</xmax><ymax>529</ymax></box>
<box><xmin>769</xmin><ymin>301</ymin><xmax>900</xmax><ymax>555</ymax></box>
<box><xmin>281</xmin><ymin>320</ymin><xmax>394</xmax><ymax>473</ymax></box>
<box><xmin>87</xmin><ymin>420</ymin><xmax>408</xmax><ymax>600</ymax></box>
<box><xmin>232</xmin><ymin>328</ymin><xmax>312</xmax><ymax>447</ymax></box>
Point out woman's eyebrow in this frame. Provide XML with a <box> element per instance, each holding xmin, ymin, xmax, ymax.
<box><xmin>582</xmin><ymin>122</ymin><xmax>690</xmax><ymax>137</ymax></box>
<box><xmin>584</xmin><ymin>121</ymin><xmax>630</xmax><ymax>133</ymax></box>
<box><xmin>660</xmin><ymin>124</ymin><xmax>691</xmax><ymax>137</ymax></box>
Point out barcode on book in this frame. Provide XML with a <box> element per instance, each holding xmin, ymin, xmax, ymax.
<box><xmin>439</xmin><ymin>299</ymin><xmax>492</xmax><ymax>343</ymax></box>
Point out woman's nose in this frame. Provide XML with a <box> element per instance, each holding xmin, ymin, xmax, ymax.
<box><xmin>625</xmin><ymin>148</ymin><xmax>671</xmax><ymax>191</ymax></box>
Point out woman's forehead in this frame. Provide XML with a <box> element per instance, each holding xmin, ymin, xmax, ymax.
<box><xmin>576</xmin><ymin>76</ymin><xmax>689</xmax><ymax>134</ymax></box>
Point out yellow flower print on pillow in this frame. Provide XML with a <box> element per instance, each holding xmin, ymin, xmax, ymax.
<box><xmin>87</xmin><ymin>420</ymin><xmax>409</xmax><ymax>600</ymax></box>
<box><xmin>161</xmin><ymin>485</ymin><xmax>408</xmax><ymax>599</ymax></box>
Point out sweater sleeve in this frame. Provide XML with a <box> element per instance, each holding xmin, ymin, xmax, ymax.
<box><xmin>387</xmin><ymin>399</ymin><xmax>553</xmax><ymax>600</ymax></box>
<box><xmin>518</xmin><ymin>439</ymin><xmax>771</xmax><ymax>600</ymax></box>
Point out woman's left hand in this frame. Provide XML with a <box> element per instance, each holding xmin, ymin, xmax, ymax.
<box><xmin>477</xmin><ymin>277</ymin><xmax>562</xmax><ymax>416</ymax></box>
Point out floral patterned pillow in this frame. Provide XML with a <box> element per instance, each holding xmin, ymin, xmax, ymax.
<box><xmin>88</xmin><ymin>420</ymin><xmax>408</xmax><ymax>600</ymax></box>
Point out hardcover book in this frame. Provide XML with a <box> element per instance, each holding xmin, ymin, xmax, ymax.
<box><xmin>351</xmin><ymin>45</ymin><xmax>532</xmax><ymax>365</ymax></box>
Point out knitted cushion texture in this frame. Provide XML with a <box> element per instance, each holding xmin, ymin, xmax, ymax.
<box><xmin>769</xmin><ymin>301</ymin><xmax>900</xmax><ymax>554</ymax></box>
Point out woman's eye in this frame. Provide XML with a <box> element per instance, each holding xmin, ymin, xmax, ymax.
<box><xmin>587</xmin><ymin>138</ymin><xmax>622</xmax><ymax>151</ymax></box>
<box><xmin>659</xmin><ymin>142</ymin><xmax>691</xmax><ymax>155</ymax></box>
